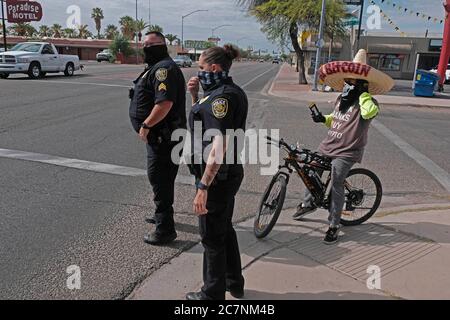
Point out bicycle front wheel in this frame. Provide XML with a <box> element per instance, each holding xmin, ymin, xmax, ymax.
<box><xmin>340</xmin><ymin>168</ymin><xmax>382</xmax><ymax>226</ymax></box>
<box><xmin>254</xmin><ymin>173</ymin><xmax>287</xmax><ymax>239</ymax></box>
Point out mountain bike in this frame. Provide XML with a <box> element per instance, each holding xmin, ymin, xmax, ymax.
<box><xmin>254</xmin><ymin>136</ymin><xmax>383</xmax><ymax>239</ymax></box>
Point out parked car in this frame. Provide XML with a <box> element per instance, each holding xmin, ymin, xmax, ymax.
<box><xmin>0</xmin><ymin>42</ymin><xmax>80</xmax><ymax>79</ymax></box>
<box><xmin>258</xmin><ymin>58</ymin><xmax>265</xmax><ymax>63</ymax></box>
<box><xmin>173</xmin><ymin>55</ymin><xmax>192</xmax><ymax>68</ymax></box>
<box><xmin>429</xmin><ymin>64</ymin><xmax>450</xmax><ymax>83</ymax></box>
<box><xmin>96</xmin><ymin>49</ymin><xmax>114</xmax><ymax>62</ymax></box>
<box><xmin>272</xmin><ymin>58</ymin><xmax>280</xmax><ymax>64</ymax></box>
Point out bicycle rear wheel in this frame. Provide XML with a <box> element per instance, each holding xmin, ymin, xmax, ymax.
<box><xmin>340</xmin><ymin>168</ymin><xmax>382</xmax><ymax>226</ymax></box>
<box><xmin>254</xmin><ymin>173</ymin><xmax>287</xmax><ymax>239</ymax></box>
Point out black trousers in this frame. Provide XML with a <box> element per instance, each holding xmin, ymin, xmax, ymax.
<box><xmin>146</xmin><ymin>141</ymin><xmax>179</xmax><ymax>235</ymax></box>
<box><xmin>199</xmin><ymin>170</ymin><xmax>245</xmax><ymax>300</ymax></box>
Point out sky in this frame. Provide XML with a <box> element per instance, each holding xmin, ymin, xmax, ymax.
<box><xmin>2</xmin><ymin>0</ymin><xmax>448</xmax><ymax>51</ymax></box>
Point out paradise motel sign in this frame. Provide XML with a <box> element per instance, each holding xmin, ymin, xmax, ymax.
<box><xmin>5</xmin><ymin>0</ymin><xmax>43</xmax><ymax>23</ymax></box>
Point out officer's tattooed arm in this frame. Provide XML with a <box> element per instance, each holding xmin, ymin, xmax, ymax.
<box><xmin>200</xmin><ymin>135</ymin><xmax>229</xmax><ymax>187</ymax></box>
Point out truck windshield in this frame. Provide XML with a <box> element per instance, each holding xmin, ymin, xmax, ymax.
<box><xmin>10</xmin><ymin>43</ymin><xmax>42</xmax><ymax>53</ymax></box>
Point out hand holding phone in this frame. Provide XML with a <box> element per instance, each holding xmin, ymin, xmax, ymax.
<box><xmin>309</xmin><ymin>103</ymin><xmax>326</xmax><ymax>123</ymax></box>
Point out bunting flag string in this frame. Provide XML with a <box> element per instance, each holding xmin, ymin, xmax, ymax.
<box><xmin>371</xmin><ymin>0</ymin><xmax>448</xmax><ymax>25</ymax></box>
<box><xmin>378</xmin><ymin>8</ymin><xmax>408</xmax><ymax>36</ymax></box>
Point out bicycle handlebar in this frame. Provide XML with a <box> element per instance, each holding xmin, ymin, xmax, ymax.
<box><xmin>265</xmin><ymin>136</ymin><xmax>331</xmax><ymax>167</ymax></box>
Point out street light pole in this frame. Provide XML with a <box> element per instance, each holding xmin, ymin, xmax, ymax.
<box><xmin>211</xmin><ymin>24</ymin><xmax>232</xmax><ymax>46</ymax></box>
<box><xmin>312</xmin><ymin>0</ymin><xmax>326</xmax><ymax>91</ymax></box>
<box><xmin>1</xmin><ymin>0</ymin><xmax>7</xmax><ymax>52</ymax></box>
<box><xmin>181</xmin><ymin>10</ymin><xmax>208</xmax><ymax>52</ymax></box>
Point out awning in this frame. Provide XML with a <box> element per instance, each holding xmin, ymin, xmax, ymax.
<box><xmin>367</xmin><ymin>43</ymin><xmax>413</xmax><ymax>53</ymax></box>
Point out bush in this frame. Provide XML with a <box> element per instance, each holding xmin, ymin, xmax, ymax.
<box><xmin>109</xmin><ymin>35</ymin><xmax>134</xmax><ymax>58</ymax></box>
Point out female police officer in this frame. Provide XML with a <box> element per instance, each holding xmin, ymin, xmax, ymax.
<box><xmin>185</xmin><ymin>45</ymin><xmax>248</xmax><ymax>300</ymax></box>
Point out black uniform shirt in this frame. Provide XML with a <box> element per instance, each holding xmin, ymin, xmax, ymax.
<box><xmin>129</xmin><ymin>56</ymin><xmax>186</xmax><ymax>133</ymax></box>
<box><xmin>189</xmin><ymin>77</ymin><xmax>248</xmax><ymax>175</ymax></box>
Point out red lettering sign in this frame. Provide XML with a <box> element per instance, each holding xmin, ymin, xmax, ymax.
<box><xmin>6</xmin><ymin>0</ymin><xmax>43</xmax><ymax>23</ymax></box>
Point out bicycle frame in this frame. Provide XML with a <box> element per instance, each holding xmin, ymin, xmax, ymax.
<box><xmin>268</xmin><ymin>135</ymin><xmax>332</xmax><ymax>208</ymax></box>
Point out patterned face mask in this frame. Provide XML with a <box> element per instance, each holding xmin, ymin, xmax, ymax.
<box><xmin>197</xmin><ymin>71</ymin><xmax>229</xmax><ymax>91</ymax></box>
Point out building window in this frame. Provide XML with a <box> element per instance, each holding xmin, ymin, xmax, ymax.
<box><xmin>379</xmin><ymin>55</ymin><xmax>402</xmax><ymax>71</ymax></box>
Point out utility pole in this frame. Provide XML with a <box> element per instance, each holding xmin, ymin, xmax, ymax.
<box><xmin>1</xmin><ymin>0</ymin><xmax>7</xmax><ymax>52</ymax></box>
<box><xmin>312</xmin><ymin>0</ymin><xmax>326</xmax><ymax>91</ymax></box>
<box><xmin>356</xmin><ymin>0</ymin><xmax>365</xmax><ymax>50</ymax></box>
<box><xmin>148</xmin><ymin>0</ymin><xmax>151</xmax><ymax>26</ymax></box>
<box><xmin>136</xmin><ymin>0</ymin><xmax>139</xmax><ymax>65</ymax></box>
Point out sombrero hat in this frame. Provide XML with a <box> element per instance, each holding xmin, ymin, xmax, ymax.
<box><xmin>319</xmin><ymin>49</ymin><xmax>394</xmax><ymax>95</ymax></box>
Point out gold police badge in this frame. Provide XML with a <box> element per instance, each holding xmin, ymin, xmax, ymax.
<box><xmin>155</xmin><ymin>68</ymin><xmax>168</xmax><ymax>82</ymax></box>
<box><xmin>212</xmin><ymin>98</ymin><xmax>228</xmax><ymax>119</ymax></box>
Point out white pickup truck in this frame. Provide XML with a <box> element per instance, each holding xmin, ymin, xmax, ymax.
<box><xmin>0</xmin><ymin>42</ymin><xmax>81</xmax><ymax>79</ymax></box>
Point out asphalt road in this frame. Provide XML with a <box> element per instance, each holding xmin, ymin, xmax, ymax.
<box><xmin>0</xmin><ymin>61</ymin><xmax>449</xmax><ymax>299</ymax></box>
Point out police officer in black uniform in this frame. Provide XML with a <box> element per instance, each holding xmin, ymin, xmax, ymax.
<box><xmin>129</xmin><ymin>31</ymin><xmax>186</xmax><ymax>245</ymax></box>
<box><xmin>185</xmin><ymin>45</ymin><xmax>248</xmax><ymax>300</ymax></box>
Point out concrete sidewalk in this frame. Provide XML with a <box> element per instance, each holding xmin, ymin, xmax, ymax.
<box><xmin>128</xmin><ymin>202</ymin><xmax>450</xmax><ymax>300</ymax></box>
<box><xmin>269</xmin><ymin>64</ymin><xmax>450</xmax><ymax>108</ymax></box>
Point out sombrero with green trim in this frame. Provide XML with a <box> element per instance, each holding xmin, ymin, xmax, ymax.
<box><xmin>319</xmin><ymin>49</ymin><xmax>395</xmax><ymax>95</ymax></box>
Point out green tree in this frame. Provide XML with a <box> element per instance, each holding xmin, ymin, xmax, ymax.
<box><xmin>51</xmin><ymin>23</ymin><xmax>63</xmax><ymax>38</ymax></box>
<box><xmin>105</xmin><ymin>24</ymin><xmax>119</xmax><ymax>40</ymax></box>
<box><xmin>38</xmin><ymin>25</ymin><xmax>52</xmax><ymax>38</ymax></box>
<box><xmin>9</xmin><ymin>23</ymin><xmax>35</xmax><ymax>37</ymax></box>
<box><xmin>147</xmin><ymin>24</ymin><xmax>163</xmax><ymax>34</ymax></box>
<box><xmin>91</xmin><ymin>7</ymin><xmax>104</xmax><ymax>39</ymax></box>
<box><xmin>77</xmin><ymin>24</ymin><xmax>92</xmax><ymax>39</ymax></box>
<box><xmin>135</xmin><ymin>19</ymin><xmax>149</xmax><ymax>40</ymax></box>
<box><xmin>63</xmin><ymin>28</ymin><xmax>76</xmax><ymax>38</ymax></box>
<box><xmin>165</xmin><ymin>33</ymin><xmax>179</xmax><ymax>45</ymax></box>
<box><xmin>119</xmin><ymin>16</ymin><xmax>136</xmax><ymax>40</ymax></box>
<box><xmin>109</xmin><ymin>34</ymin><xmax>133</xmax><ymax>57</ymax></box>
<box><xmin>240</xmin><ymin>0</ymin><xmax>346</xmax><ymax>84</ymax></box>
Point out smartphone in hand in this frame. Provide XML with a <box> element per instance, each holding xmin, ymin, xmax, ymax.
<box><xmin>309</xmin><ymin>103</ymin><xmax>321</xmax><ymax>116</ymax></box>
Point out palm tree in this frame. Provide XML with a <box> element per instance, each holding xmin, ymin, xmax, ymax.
<box><xmin>119</xmin><ymin>16</ymin><xmax>136</xmax><ymax>40</ymax></box>
<box><xmin>165</xmin><ymin>34</ymin><xmax>179</xmax><ymax>45</ymax></box>
<box><xmin>77</xmin><ymin>24</ymin><xmax>92</xmax><ymax>39</ymax></box>
<box><xmin>104</xmin><ymin>24</ymin><xmax>119</xmax><ymax>40</ymax></box>
<box><xmin>25</xmin><ymin>25</ymin><xmax>37</xmax><ymax>38</ymax></box>
<box><xmin>63</xmin><ymin>28</ymin><xmax>77</xmax><ymax>38</ymax></box>
<box><xmin>39</xmin><ymin>25</ymin><xmax>52</xmax><ymax>38</ymax></box>
<box><xmin>51</xmin><ymin>24</ymin><xmax>63</xmax><ymax>38</ymax></box>
<box><xmin>91</xmin><ymin>7</ymin><xmax>104</xmax><ymax>39</ymax></box>
<box><xmin>147</xmin><ymin>24</ymin><xmax>163</xmax><ymax>34</ymax></box>
<box><xmin>9</xmin><ymin>23</ymin><xmax>29</xmax><ymax>36</ymax></box>
<box><xmin>135</xmin><ymin>19</ymin><xmax>148</xmax><ymax>41</ymax></box>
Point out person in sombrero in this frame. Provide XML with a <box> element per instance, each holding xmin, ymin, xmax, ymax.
<box><xmin>293</xmin><ymin>49</ymin><xmax>394</xmax><ymax>244</ymax></box>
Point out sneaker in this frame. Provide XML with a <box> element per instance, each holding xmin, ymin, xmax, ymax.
<box><xmin>323</xmin><ymin>226</ymin><xmax>340</xmax><ymax>244</ymax></box>
<box><xmin>293</xmin><ymin>203</ymin><xmax>317</xmax><ymax>220</ymax></box>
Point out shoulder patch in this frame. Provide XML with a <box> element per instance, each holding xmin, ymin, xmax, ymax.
<box><xmin>211</xmin><ymin>98</ymin><xmax>229</xmax><ymax>119</ymax></box>
<box><xmin>158</xmin><ymin>83</ymin><xmax>167</xmax><ymax>91</ymax></box>
<box><xmin>155</xmin><ymin>68</ymin><xmax>168</xmax><ymax>82</ymax></box>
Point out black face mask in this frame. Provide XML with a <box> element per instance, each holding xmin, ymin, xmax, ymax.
<box><xmin>340</xmin><ymin>80</ymin><xmax>368</xmax><ymax>112</ymax></box>
<box><xmin>144</xmin><ymin>45</ymin><xmax>168</xmax><ymax>66</ymax></box>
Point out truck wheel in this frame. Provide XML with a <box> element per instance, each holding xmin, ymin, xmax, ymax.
<box><xmin>28</xmin><ymin>62</ymin><xmax>42</xmax><ymax>79</ymax></box>
<box><xmin>0</xmin><ymin>72</ymin><xmax>9</xmax><ymax>79</ymax></box>
<box><xmin>64</xmin><ymin>63</ymin><xmax>74</xmax><ymax>77</ymax></box>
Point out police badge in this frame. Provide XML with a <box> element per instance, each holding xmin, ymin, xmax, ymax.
<box><xmin>155</xmin><ymin>68</ymin><xmax>168</xmax><ymax>82</ymax></box>
<box><xmin>211</xmin><ymin>98</ymin><xmax>229</xmax><ymax>119</ymax></box>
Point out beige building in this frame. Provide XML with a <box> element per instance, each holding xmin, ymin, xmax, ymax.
<box><xmin>296</xmin><ymin>34</ymin><xmax>444</xmax><ymax>80</ymax></box>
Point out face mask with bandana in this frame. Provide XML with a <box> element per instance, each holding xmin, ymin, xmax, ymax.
<box><xmin>340</xmin><ymin>80</ymin><xmax>368</xmax><ymax>112</ymax></box>
<box><xmin>198</xmin><ymin>71</ymin><xmax>229</xmax><ymax>91</ymax></box>
<box><xmin>144</xmin><ymin>45</ymin><xmax>169</xmax><ymax>66</ymax></box>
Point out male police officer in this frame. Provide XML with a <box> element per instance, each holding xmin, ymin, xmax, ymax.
<box><xmin>129</xmin><ymin>31</ymin><xmax>187</xmax><ymax>245</ymax></box>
